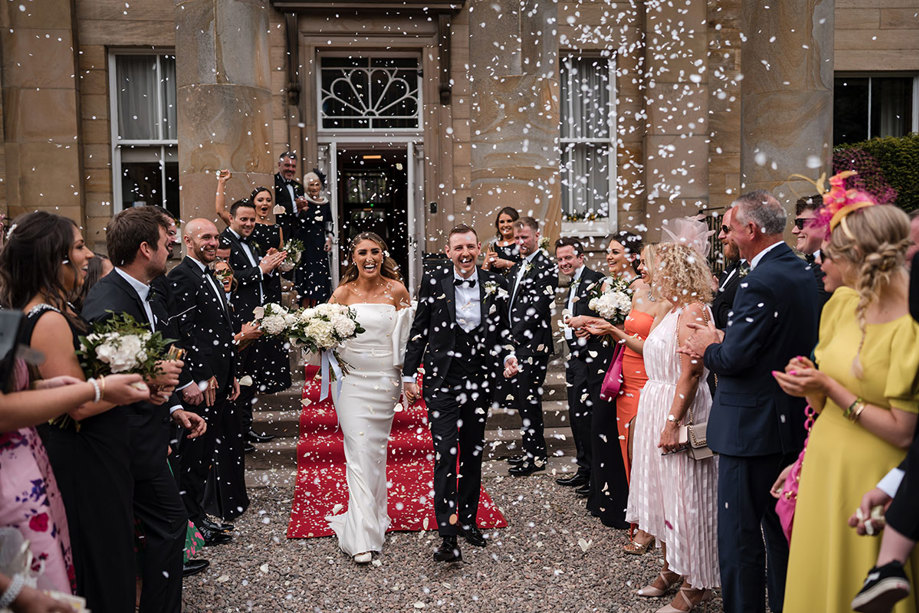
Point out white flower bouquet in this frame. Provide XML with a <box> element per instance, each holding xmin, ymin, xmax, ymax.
<box><xmin>587</xmin><ymin>277</ymin><xmax>634</xmax><ymax>326</ymax></box>
<box><xmin>288</xmin><ymin>303</ymin><xmax>365</xmax><ymax>353</ymax></box>
<box><xmin>252</xmin><ymin>303</ymin><xmax>298</xmax><ymax>338</ymax></box>
<box><xmin>279</xmin><ymin>238</ymin><xmax>304</xmax><ymax>273</ymax></box>
<box><xmin>77</xmin><ymin>312</ymin><xmax>176</xmax><ymax>379</ymax></box>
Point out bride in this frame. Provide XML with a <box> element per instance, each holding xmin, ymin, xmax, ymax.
<box><xmin>326</xmin><ymin>231</ymin><xmax>413</xmax><ymax>564</ymax></box>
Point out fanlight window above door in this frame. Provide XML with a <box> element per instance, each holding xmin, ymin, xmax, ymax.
<box><xmin>319</xmin><ymin>57</ymin><xmax>421</xmax><ymax>131</ymax></box>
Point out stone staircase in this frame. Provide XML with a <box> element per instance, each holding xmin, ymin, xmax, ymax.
<box><xmin>245</xmin><ymin>289</ymin><xmax>578</xmax><ymax>488</ymax></box>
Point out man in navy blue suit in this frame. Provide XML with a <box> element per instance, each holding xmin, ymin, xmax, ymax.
<box><xmin>682</xmin><ymin>190</ymin><xmax>819</xmax><ymax>613</ymax></box>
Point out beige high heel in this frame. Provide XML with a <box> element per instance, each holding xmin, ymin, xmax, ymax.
<box><xmin>654</xmin><ymin>586</ymin><xmax>712</xmax><ymax>613</ymax></box>
<box><xmin>637</xmin><ymin>570</ymin><xmax>682</xmax><ymax>597</ymax></box>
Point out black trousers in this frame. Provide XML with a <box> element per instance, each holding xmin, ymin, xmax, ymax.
<box><xmin>172</xmin><ymin>398</ymin><xmax>223</xmax><ymax>526</ymax></box>
<box><xmin>886</xmin><ymin>430</ymin><xmax>919</xmax><ymax>540</ymax></box>
<box><xmin>717</xmin><ymin>452</ymin><xmax>797</xmax><ymax>613</ymax></box>
<box><xmin>424</xmin><ymin>378</ymin><xmax>491</xmax><ymax>537</ymax></box>
<box><xmin>134</xmin><ymin>461</ymin><xmax>187</xmax><ymax>613</ymax></box>
<box><xmin>511</xmin><ymin>353</ymin><xmax>549</xmax><ymax>462</ymax></box>
<box><xmin>565</xmin><ymin>355</ymin><xmax>593</xmax><ymax>476</ymax></box>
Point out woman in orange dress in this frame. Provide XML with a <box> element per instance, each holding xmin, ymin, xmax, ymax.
<box><xmin>570</xmin><ymin>241</ymin><xmax>669</xmax><ymax>553</ymax></box>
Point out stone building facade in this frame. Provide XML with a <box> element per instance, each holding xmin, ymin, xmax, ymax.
<box><xmin>0</xmin><ymin>0</ymin><xmax>917</xmax><ymax>288</ymax></box>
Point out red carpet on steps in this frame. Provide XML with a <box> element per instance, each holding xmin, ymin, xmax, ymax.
<box><xmin>286</xmin><ymin>365</ymin><xmax>508</xmax><ymax>538</ymax></box>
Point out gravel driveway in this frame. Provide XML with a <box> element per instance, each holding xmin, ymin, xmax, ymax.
<box><xmin>182</xmin><ymin>460</ymin><xmax>726</xmax><ymax>612</ymax></box>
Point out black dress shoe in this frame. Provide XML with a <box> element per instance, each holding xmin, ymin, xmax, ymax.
<box><xmin>556</xmin><ymin>473</ymin><xmax>589</xmax><ymax>487</ymax></box>
<box><xmin>433</xmin><ymin>536</ymin><xmax>462</xmax><ymax>562</ymax></box>
<box><xmin>246</xmin><ymin>429</ymin><xmax>275</xmax><ymax>443</ymax></box>
<box><xmin>243</xmin><ymin>442</ymin><xmax>256</xmax><ymax>454</ymax></box>
<box><xmin>183</xmin><ymin>559</ymin><xmax>210</xmax><ymax>577</ymax></box>
<box><xmin>199</xmin><ymin>526</ymin><xmax>232</xmax><ymax>546</ymax></box>
<box><xmin>508</xmin><ymin>461</ymin><xmax>546</xmax><ymax>477</ymax></box>
<box><xmin>459</xmin><ymin>524</ymin><xmax>487</xmax><ymax>547</ymax></box>
<box><xmin>201</xmin><ymin>517</ymin><xmax>234</xmax><ymax>533</ymax></box>
<box><xmin>506</xmin><ymin>454</ymin><xmax>526</xmax><ymax>466</ymax></box>
<box><xmin>575</xmin><ymin>484</ymin><xmax>591</xmax><ymax>498</ymax></box>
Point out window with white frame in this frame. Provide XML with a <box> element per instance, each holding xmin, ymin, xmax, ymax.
<box><xmin>560</xmin><ymin>55</ymin><xmax>616</xmax><ymax>227</ymax></box>
<box><xmin>319</xmin><ymin>56</ymin><xmax>422</xmax><ymax>131</ymax></box>
<box><xmin>109</xmin><ymin>52</ymin><xmax>179</xmax><ymax>217</ymax></box>
<box><xmin>834</xmin><ymin>73</ymin><xmax>919</xmax><ymax>145</ymax></box>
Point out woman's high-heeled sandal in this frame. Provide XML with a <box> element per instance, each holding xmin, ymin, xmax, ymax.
<box><xmin>654</xmin><ymin>586</ymin><xmax>712</xmax><ymax>613</ymax></box>
<box><xmin>623</xmin><ymin>536</ymin><xmax>655</xmax><ymax>555</ymax></box>
<box><xmin>637</xmin><ymin>570</ymin><xmax>682</xmax><ymax>597</ymax></box>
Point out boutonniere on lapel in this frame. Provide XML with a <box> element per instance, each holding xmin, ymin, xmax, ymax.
<box><xmin>738</xmin><ymin>265</ymin><xmax>750</xmax><ymax>278</ymax></box>
<box><xmin>524</xmin><ymin>261</ymin><xmax>535</xmax><ymax>275</ymax></box>
<box><xmin>484</xmin><ymin>280</ymin><xmax>508</xmax><ymax>300</ymax></box>
<box><xmin>250</xmin><ymin>240</ymin><xmax>262</xmax><ymax>253</ymax></box>
<box><xmin>538</xmin><ymin>236</ymin><xmax>550</xmax><ymax>253</ymax></box>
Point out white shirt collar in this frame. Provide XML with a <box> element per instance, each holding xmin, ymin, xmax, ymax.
<box><xmin>522</xmin><ymin>250</ymin><xmax>540</xmax><ymax>264</ymax></box>
<box><xmin>228</xmin><ymin>228</ymin><xmax>244</xmax><ymax>241</ymax></box>
<box><xmin>454</xmin><ymin>268</ymin><xmax>479</xmax><ymax>283</ymax></box>
<box><xmin>114</xmin><ymin>267</ymin><xmax>150</xmax><ymax>302</ymax></box>
<box><xmin>750</xmin><ymin>240</ymin><xmax>784</xmax><ymax>270</ymax></box>
<box><xmin>187</xmin><ymin>256</ymin><xmax>207</xmax><ymax>272</ymax></box>
<box><xmin>571</xmin><ymin>265</ymin><xmax>585</xmax><ymax>282</ymax></box>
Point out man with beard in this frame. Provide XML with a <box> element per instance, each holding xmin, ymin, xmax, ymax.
<box><xmin>168</xmin><ymin>218</ymin><xmax>240</xmax><ymax>547</ymax></box>
<box><xmin>82</xmin><ymin>206</ymin><xmax>206</xmax><ymax>612</ymax></box>
<box><xmin>505</xmin><ymin>216</ymin><xmax>558</xmax><ymax>476</ymax></box>
<box><xmin>792</xmin><ymin>195</ymin><xmax>832</xmax><ymax>308</ymax></box>
<box><xmin>273</xmin><ymin>151</ymin><xmax>306</xmax><ymax>218</ymax></box>
<box><xmin>712</xmin><ymin>206</ymin><xmax>747</xmax><ymax>330</ymax></box>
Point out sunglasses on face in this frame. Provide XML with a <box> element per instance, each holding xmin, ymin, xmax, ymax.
<box><xmin>720</xmin><ymin>225</ymin><xmax>730</xmax><ymax>234</ymax></box>
<box><xmin>794</xmin><ymin>217</ymin><xmax>815</xmax><ymax>231</ymax></box>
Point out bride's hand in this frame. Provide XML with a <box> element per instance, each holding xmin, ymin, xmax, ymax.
<box><xmin>403</xmin><ymin>382</ymin><xmax>420</xmax><ymax>405</ymax></box>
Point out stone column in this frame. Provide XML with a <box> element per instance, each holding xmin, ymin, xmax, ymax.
<box><xmin>175</xmin><ymin>0</ymin><xmax>274</xmax><ymax>223</ymax></box>
<box><xmin>0</xmin><ymin>0</ymin><xmax>83</xmax><ymax>222</ymax></box>
<box><xmin>468</xmin><ymin>0</ymin><xmax>560</xmax><ymax>242</ymax></box>
<box><xmin>642</xmin><ymin>0</ymin><xmax>710</xmax><ymax>239</ymax></box>
<box><xmin>740</xmin><ymin>0</ymin><xmax>834</xmax><ymax>206</ymax></box>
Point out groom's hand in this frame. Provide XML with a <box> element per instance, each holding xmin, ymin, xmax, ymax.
<box><xmin>403</xmin><ymin>382</ymin><xmax>420</xmax><ymax>405</ymax></box>
<box><xmin>503</xmin><ymin>356</ymin><xmax>519</xmax><ymax>379</ymax></box>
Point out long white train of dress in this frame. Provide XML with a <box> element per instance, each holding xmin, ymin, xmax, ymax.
<box><xmin>326</xmin><ymin>303</ymin><xmax>415</xmax><ymax>555</ymax></box>
<box><xmin>625</xmin><ymin>307</ymin><xmax>721</xmax><ymax>589</ymax></box>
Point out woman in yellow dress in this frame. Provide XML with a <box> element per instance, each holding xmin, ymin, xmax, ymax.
<box><xmin>774</xmin><ymin>194</ymin><xmax>919</xmax><ymax>612</ymax></box>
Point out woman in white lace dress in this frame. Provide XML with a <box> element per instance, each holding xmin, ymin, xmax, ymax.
<box><xmin>325</xmin><ymin>232</ymin><xmax>414</xmax><ymax>564</ymax></box>
<box><xmin>625</xmin><ymin>236</ymin><xmax>720</xmax><ymax>613</ymax></box>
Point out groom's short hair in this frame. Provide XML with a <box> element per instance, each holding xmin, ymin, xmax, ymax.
<box><xmin>448</xmin><ymin>224</ymin><xmax>477</xmax><ymax>239</ymax></box>
<box><xmin>514</xmin><ymin>216</ymin><xmax>539</xmax><ymax>231</ymax></box>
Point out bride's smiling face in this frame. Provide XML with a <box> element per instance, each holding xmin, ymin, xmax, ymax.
<box><xmin>353</xmin><ymin>239</ymin><xmax>384</xmax><ymax>279</ymax></box>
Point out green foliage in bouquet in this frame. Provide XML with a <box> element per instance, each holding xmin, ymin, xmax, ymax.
<box><xmin>77</xmin><ymin>312</ymin><xmax>175</xmax><ymax>379</ymax></box>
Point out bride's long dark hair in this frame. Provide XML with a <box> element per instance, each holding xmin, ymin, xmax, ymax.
<box><xmin>339</xmin><ymin>232</ymin><xmax>402</xmax><ymax>285</ymax></box>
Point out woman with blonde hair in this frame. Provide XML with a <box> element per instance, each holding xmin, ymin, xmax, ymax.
<box><xmin>625</xmin><ymin>219</ymin><xmax>720</xmax><ymax>612</ymax></box>
<box><xmin>774</xmin><ymin>179</ymin><xmax>919</xmax><ymax>611</ymax></box>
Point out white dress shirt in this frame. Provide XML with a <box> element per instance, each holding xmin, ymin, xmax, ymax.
<box><xmin>227</xmin><ymin>228</ymin><xmax>265</xmax><ymax>303</ymax></box>
<box><xmin>189</xmin><ymin>256</ymin><xmax>227</xmax><ymax>312</ymax></box>
<box><xmin>510</xmin><ymin>250</ymin><xmax>540</xmax><ymax>310</ymax></box>
<box><xmin>454</xmin><ymin>270</ymin><xmax>481</xmax><ymax>333</ymax></box>
<box><xmin>564</xmin><ymin>265</ymin><xmax>585</xmax><ymax>341</ymax></box>
<box><xmin>114</xmin><ymin>268</ymin><xmax>156</xmax><ymax>330</ymax></box>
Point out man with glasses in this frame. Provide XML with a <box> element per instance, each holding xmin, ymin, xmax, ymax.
<box><xmin>793</xmin><ymin>195</ymin><xmax>832</xmax><ymax>308</ymax></box>
<box><xmin>712</xmin><ymin>206</ymin><xmax>748</xmax><ymax>330</ymax></box>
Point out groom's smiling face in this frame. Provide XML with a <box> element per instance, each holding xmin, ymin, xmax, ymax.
<box><xmin>446</xmin><ymin>231</ymin><xmax>481</xmax><ymax>278</ymax></box>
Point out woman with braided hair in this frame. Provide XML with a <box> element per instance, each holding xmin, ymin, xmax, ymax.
<box><xmin>773</xmin><ymin>183</ymin><xmax>919</xmax><ymax>612</ymax></box>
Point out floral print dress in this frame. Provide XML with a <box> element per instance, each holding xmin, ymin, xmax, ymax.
<box><xmin>0</xmin><ymin>360</ymin><xmax>75</xmax><ymax>593</ymax></box>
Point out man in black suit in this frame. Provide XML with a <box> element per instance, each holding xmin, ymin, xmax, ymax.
<box><xmin>792</xmin><ymin>194</ymin><xmax>833</xmax><ymax>309</ymax></box>
<box><xmin>555</xmin><ymin>237</ymin><xmax>611</xmax><ymax>491</ymax></box>
<box><xmin>168</xmin><ymin>218</ymin><xmax>240</xmax><ymax>546</ymax></box>
<box><xmin>219</xmin><ymin>200</ymin><xmax>287</xmax><ymax>448</ymax></box>
<box><xmin>82</xmin><ymin>206</ymin><xmax>207</xmax><ymax>613</ymax></box>
<box><xmin>712</xmin><ymin>206</ymin><xmax>748</xmax><ymax>330</ymax></box>
<box><xmin>273</xmin><ymin>151</ymin><xmax>305</xmax><ymax>216</ymax></box>
<box><xmin>402</xmin><ymin>224</ymin><xmax>519</xmax><ymax>562</ymax></box>
<box><xmin>505</xmin><ymin>216</ymin><xmax>558</xmax><ymax>476</ymax></box>
<box><xmin>683</xmin><ymin>190</ymin><xmax>819</xmax><ymax>613</ymax></box>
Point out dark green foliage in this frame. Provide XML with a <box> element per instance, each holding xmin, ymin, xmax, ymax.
<box><xmin>834</xmin><ymin>133</ymin><xmax>919</xmax><ymax>212</ymax></box>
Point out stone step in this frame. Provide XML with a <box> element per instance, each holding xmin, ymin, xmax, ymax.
<box><xmin>245</xmin><ymin>425</ymin><xmax>576</xmax><ymax>470</ymax></box>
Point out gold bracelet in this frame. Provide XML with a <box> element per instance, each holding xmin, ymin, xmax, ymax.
<box><xmin>852</xmin><ymin>402</ymin><xmax>867</xmax><ymax>422</ymax></box>
<box><xmin>98</xmin><ymin>375</ymin><xmax>106</xmax><ymax>401</ymax></box>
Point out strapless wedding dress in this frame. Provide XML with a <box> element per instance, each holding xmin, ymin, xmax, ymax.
<box><xmin>326</xmin><ymin>303</ymin><xmax>415</xmax><ymax>555</ymax></box>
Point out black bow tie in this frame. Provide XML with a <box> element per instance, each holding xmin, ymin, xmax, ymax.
<box><xmin>238</xmin><ymin>234</ymin><xmax>251</xmax><ymax>245</ymax></box>
<box><xmin>454</xmin><ymin>278</ymin><xmax>476</xmax><ymax>288</ymax></box>
<box><xmin>804</xmin><ymin>253</ymin><xmax>815</xmax><ymax>265</ymax></box>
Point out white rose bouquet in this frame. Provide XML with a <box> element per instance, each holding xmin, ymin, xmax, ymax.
<box><xmin>78</xmin><ymin>312</ymin><xmax>175</xmax><ymax>379</ymax></box>
<box><xmin>252</xmin><ymin>303</ymin><xmax>298</xmax><ymax>338</ymax></box>
<box><xmin>279</xmin><ymin>238</ymin><xmax>304</xmax><ymax>273</ymax></box>
<box><xmin>288</xmin><ymin>303</ymin><xmax>364</xmax><ymax>354</ymax></box>
<box><xmin>587</xmin><ymin>276</ymin><xmax>634</xmax><ymax>326</ymax></box>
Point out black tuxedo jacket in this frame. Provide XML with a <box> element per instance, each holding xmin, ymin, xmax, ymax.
<box><xmin>712</xmin><ymin>259</ymin><xmax>745</xmax><ymax>329</ymax></box>
<box><xmin>704</xmin><ymin>243</ymin><xmax>819</xmax><ymax>457</ymax></box>
<box><xmin>219</xmin><ymin>228</ymin><xmax>269</xmax><ymax>325</ymax></box>
<box><xmin>565</xmin><ymin>266</ymin><xmax>613</xmax><ymax>364</ymax></box>
<box><xmin>274</xmin><ymin>172</ymin><xmax>304</xmax><ymax>216</ymax></box>
<box><xmin>508</xmin><ymin>250</ymin><xmax>558</xmax><ymax>356</ymax></box>
<box><xmin>804</xmin><ymin>253</ymin><xmax>833</xmax><ymax>311</ymax></box>
<box><xmin>167</xmin><ymin>257</ymin><xmax>236</xmax><ymax>394</ymax></box>
<box><xmin>403</xmin><ymin>267</ymin><xmax>513</xmax><ymax>392</ymax></box>
<box><xmin>81</xmin><ymin>270</ymin><xmax>183</xmax><ymax>479</ymax></box>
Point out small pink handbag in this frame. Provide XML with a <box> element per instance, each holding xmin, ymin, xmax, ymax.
<box><xmin>775</xmin><ymin>404</ymin><xmax>816</xmax><ymax>543</ymax></box>
<box><xmin>599</xmin><ymin>342</ymin><xmax>625</xmax><ymax>401</ymax></box>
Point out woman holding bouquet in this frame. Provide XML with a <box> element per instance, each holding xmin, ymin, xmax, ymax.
<box><xmin>0</xmin><ymin>211</ymin><xmax>153</xmax><ymax>611</ymax></box>
<box><xmin>325</xmin><ymin>232</ymin><xmax>413</xmax><ymax>564</ymax></box>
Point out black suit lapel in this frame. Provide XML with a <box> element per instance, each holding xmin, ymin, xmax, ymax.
<box><xmin>441</xmin><ymin>275</ymin><xmax>457</xmax><ymax>325</ymax></box>
<box><xmin>110</xmin><ymin>271</ymin><xmax>152</xmax><ymax>328</ymax></box>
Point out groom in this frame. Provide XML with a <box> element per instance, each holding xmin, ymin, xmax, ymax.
<box><xmin>403</xmin><ymin>224</ymin><xmax>519</xmax><ymax>562</ymax></box>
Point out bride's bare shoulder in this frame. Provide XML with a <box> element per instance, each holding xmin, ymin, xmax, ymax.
<box><xmin>330</xmin><ymin>283</ymin><xmax>354</xmax><ymax>305</ymax></box>
<box><xmin>386</xmin><ymin>278</ymin><xmax>411</xmax><ymax>309</ymax></box>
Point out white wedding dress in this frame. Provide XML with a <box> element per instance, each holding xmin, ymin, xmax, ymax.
<box><xmin>326</xmin><ymin>303</ymin><xmax>415</xmax><ymax>555</ymax></box>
